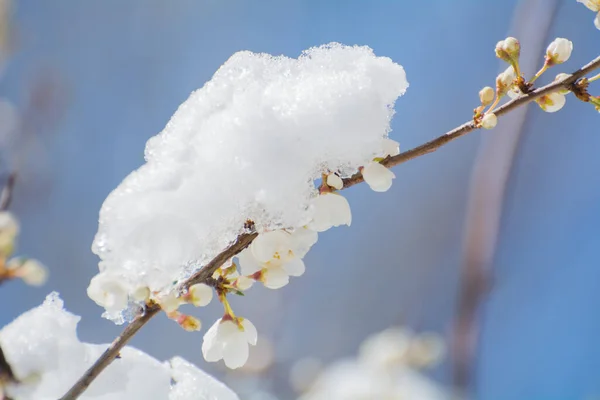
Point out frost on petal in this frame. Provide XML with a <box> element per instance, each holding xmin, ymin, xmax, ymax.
<box><xmin>87</xmin><ymin>273</ymin><xmax>129</xmax><ymax>313</ymax></box>
<box><xmin>241</xmin><ymin>319</ymin><xmax>258</xmax><ymax>345</ymax></box>
<box><xmin>282</xmin><ymin>258</ymin><xmax>306</xmax><ymax>277</ymax></box>
<box><xmin>90</xmin><ymin>43</ymin><xmax>408</xmax><ymax>320</ymax></box>
<box><xmin>362</xmin><ymin>162</ymin><xmax>395</xmax><ymax>192</ymax></box>
<box><xmin>381</xmin><ymin>138</ymin><xmax>400</xmax><ymax>157</ymax></box>
<box><xmin>308</xmin><ymin>193</ymin><xmax>352</xmax><ymax>232</ymax></box>
<box><xmin>263</xmin><ymin>267</ymin><xmax>290</xmax><ymax>289</ymax></box>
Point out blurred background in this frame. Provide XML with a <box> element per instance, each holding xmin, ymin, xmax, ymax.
<box><xmin>1</xmin><ymin>0</ymin><xmax>599</xmax><ymax>399</ymax></box>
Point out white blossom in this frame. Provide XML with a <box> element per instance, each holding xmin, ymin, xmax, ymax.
<box><xmin>595</xmin><ymin>12</ymin><xmax>600</xmax><ymax>29</ymax></box>
<box><xmin>202</xmin><ymin>318</ymin><xmax>258</xmax><ymax>369</ymax></box>
<box><xmin>326</xmin><ymin>174</ymin><xmax>343</xmax><ymax>190</ymax></box>
<box><xmin>159</xmin><ymin>292</ymin><xmax>183</xmax><ymax>313</ymax></box>
<box><xmin>362</xmin><ymin>162</ymin><xmax>395</xmax><ymax>192</ymax></box>
<box><xmin>237</xmin><ymin>228</ymin><xmax>315</xmax><ymax>289</ymax></box>
<box><xmin>188</xmin><ymin>283</ymin><xmax>213</xmax><ymax>307</ymax></box>
<box><xmin>87</xmin><ymin>272</ymin><xmax>129</xmax><ymax>313</ymax></box>
<box><xmin>381</xmin><ymin>138</ymin><xmax>400</xmax><ymax>157</ymax></box>
<box><xmin>308</xmin><ymin>193</ymin><xmax>352</xmax><ymax>232</ymax></box>
<box><xmin>262</xmin><ymin>267</ymin><xmax>290</xmax><ymax>289</ymax></box>
<box><xmin>537</xmin><ymin>92</ymin><xmax>566</xmax><ymax>112</ymax></box>
<box><xmin>132</xmin><ymin>286</ymin><xmax>150</xmax><ymax>302</ymax></box>
<box><xmin>8</xmin><ymin>258</ymin><xmax>48</xmax><ymax>286</ymax></box>
<box><xmin>481</xmin><ymin>113</ymin><xmax>498</xmax><ymax>130</ymax></box>
<box><xmin>546</xmin><ymin>38</ymin><xmax>573</xmax><ymax>65</ymax></box>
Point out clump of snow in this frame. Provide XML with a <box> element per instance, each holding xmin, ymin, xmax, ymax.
<box><xmin>0</xmin><ymin>293</ymin><xmax>239</xmax><ymax>400</ymax></box>
<box><xmin>91</xmin><ymin>43</ymin><xmax>408</xmax><ymax>319</ymax></box>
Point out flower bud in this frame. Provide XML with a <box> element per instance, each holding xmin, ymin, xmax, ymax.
<box><xmin>8</xmin><ymin>258</ymin><xmax>48</xmax><ymax>286</ymax></box>
<box><xmin>481</xmin><ymin>113</ymin><xmax>497</xmax><ymax>130</ymax></box>
<box><xmin>546</xmin><ymin>38</ymin><xmax>573</xmax><ymax>65</ymax></box>
<box><xmin>496</xmin><ymin>66</ymin><xmax>517</xmax><ymax>95</ymax></box>
<box><xmin>536</xmin><ymin>92</ymin><xmax>566</xmax><ymax>113</ymax></box>
<box><xmin>495</xmin><ymin>37</ymin><xmax>520</xmax><ymax>62</ymax></box>
<box><xmin>479</xmin><ymin>86</ymin><xmax>495</xmax><ymax>105</ymax></box>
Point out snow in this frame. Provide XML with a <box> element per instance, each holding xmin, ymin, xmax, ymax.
<box><xmin>91</xmin><ymin>43</ymin><xmax>408</xmax><ymax>320</ymax></box>
<box><xmin>0</xmin><ymin>293</ymin><xmax>239</xmax><ymax>400</ymax></box>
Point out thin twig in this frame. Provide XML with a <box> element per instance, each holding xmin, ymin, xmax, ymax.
<box><xmin>342</xmin><ymin>55</ymin><xmax>600</xmax><ymax>189</ymax></box>
<box><xmin>59</xmin><ymin>55</ymin><xmax>600</xmax><ymax>400</ymax></box>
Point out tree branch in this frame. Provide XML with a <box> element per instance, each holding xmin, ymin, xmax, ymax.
<box><xmin>342</xmin><ymin>55</ymin><xmax>600</xmax><ymax>189</ymax></box>
<box><xmin>59</xmin><ymin>54</ymin><xmax>600</xmax><ymax>400</ymax></box>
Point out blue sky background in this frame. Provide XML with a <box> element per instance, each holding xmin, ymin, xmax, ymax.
<box><xmin>1</xmin><ymin>1</ymin><xmax>599</xmax><ymax>399</ymax></box>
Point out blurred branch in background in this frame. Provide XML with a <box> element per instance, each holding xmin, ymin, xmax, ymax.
<box><xmin>453</xmin><ymin>0</ymin><xmax>559</xmax><ymax>393</ymax></box>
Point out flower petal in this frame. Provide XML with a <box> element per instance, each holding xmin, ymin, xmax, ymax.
<box><xmin>362</xmin><ymin>162</ymin><xmax>395</xmax><ymax>192</ymax></box>
<box><xmin>283</xmin><ymin>258</ymin><xmax>306</xmax><ymax>277</ymax></box>
<box><xmin>263</xmin><ymin>267</ymin><xmax>289</xmax><ymax>289</ymax></box>
<box><xmin>202</xmin><ymin>320</ymin><xmax>223</xmax><ymax>362</ymax></box>
<box><xmin>242</xmin><ymin>318</ymin><xmax>258</xmax><ymax>345</ymax></box>
<box><xmin>222</xmin><ymin>336</ymin><xmax>249</xmax><ymax>369</ymax></box>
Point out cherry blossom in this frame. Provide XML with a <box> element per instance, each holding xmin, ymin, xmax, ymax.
<box><xmin>87</xmin><ymin>272</ymin><xmax>129</xmax><ymax>313</ymax></box>
<box><xmin>202</xmin><ymin>318</ymin><xmax>258</xmax><ymax>369</ymax></box>
<box><xmin>537</xmin><ymin>92</ymin><xmax>566</xmax><ymax>112</ymax></box>
<box><xmin>187</xmin><ymin>283</ymin><xmax>213</xmax><ymax>307</ymax></box>
<box><xmin>362</xmin><ymin>162</ymin><xmax>396</xmax><ymax>192</ymax></box>
<box><xmin>546</xmin><ymin>38</ymin><xmax>573</xmax><ymax>65</ymax></box>
<box><xmin>308</xmin><ymin>193</ymin><xmax>352</xmax><ymax>232</ymax></box>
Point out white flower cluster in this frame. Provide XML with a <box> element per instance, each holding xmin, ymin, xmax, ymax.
<box><xmin>577</xmin><ymin>0</ymin><xmax>600</xmax><ymax>29</ymax></box>
<box><xmin>297</xmin><ymin>327</ymin><xmax>447</xmax><ymax>400</ymax></box>
<box><xmin>200</xmin><ymin>148</ymin><xmax>400</xmax><ymax>369</ymax></box>
<box><xmin>0</xmin><ymin>293</ymin><xmax>239</xmax><ymax>400</ymax></box>
<box><xmin>0</xmin><ymin>211</ymin><xmax>48</xmax><ymax>286</ymax></box>
<box><xmin>492</xmin><ymin>37</ymin><xmax>574</xmax><ymax>115</ymax></box>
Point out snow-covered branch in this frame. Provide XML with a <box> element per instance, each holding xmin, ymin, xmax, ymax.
<box><xmin>61</xmin><ymin>50</ymin><xmax>600</xmax><ymax>400</ymax></box>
